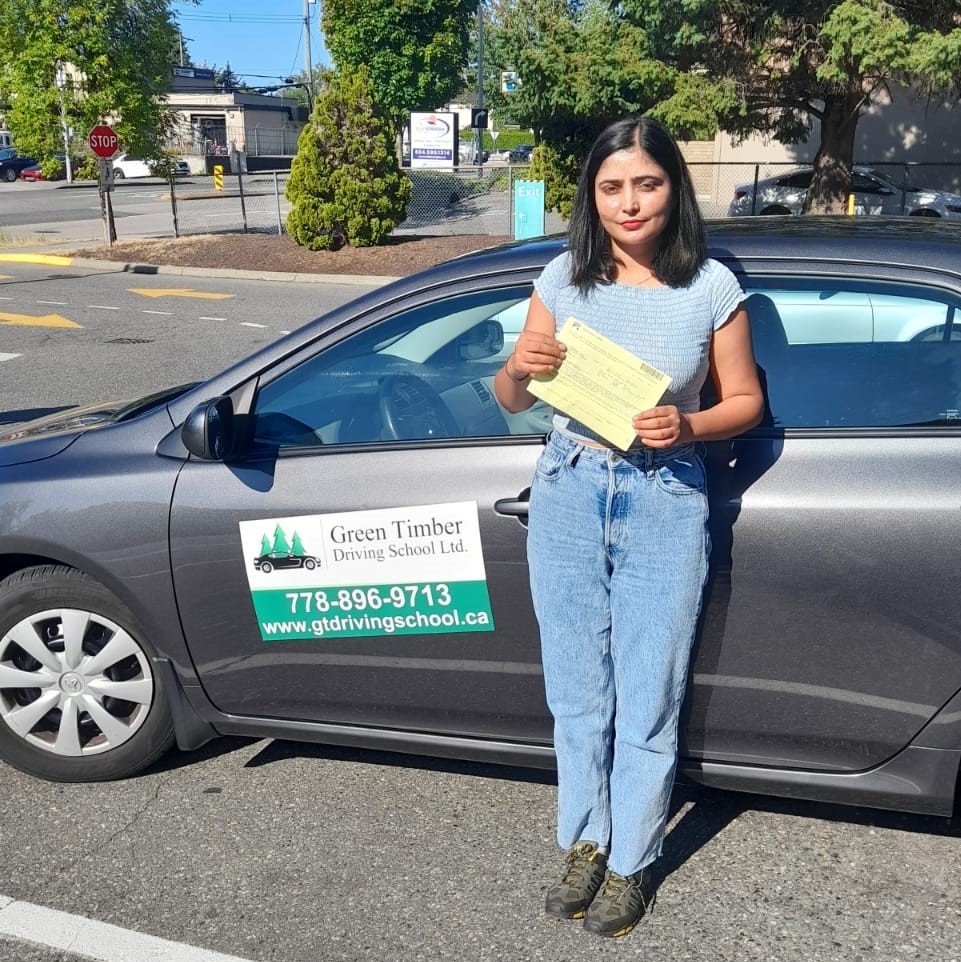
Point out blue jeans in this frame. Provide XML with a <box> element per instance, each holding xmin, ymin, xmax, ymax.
<box><xmin>528</xmin><ymin>431</ymin><xmax>709</xmax><ymax>877</ymax></box>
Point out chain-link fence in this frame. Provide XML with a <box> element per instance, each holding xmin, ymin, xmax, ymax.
<box><xmin>170</xmin><ymin>170</ymin><xmax>291</xmax><ymax>236</ymax></box>
<box><xmin>167</xmin><ymin>161</ymin><xmax>961</xmax><ymax>239</ymax></box>
<box><xmin>168</xmin><ymin>164</ymin><xmax>569</xmax><ymax>239</ymax></box>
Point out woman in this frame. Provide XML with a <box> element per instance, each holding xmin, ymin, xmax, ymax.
<box><xmin>494</xmin><ymin>116</ymin><xmax>763</xmax><ymax>938</ymax></box>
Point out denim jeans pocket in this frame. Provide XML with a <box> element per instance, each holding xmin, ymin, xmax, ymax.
<box><xmin>654</xmin><ymin>455</ymin><xmax>707</xmax><ymax>495</ymax></box>
<box><xmin>534</xmin><ymin>439</ymin><xmax>570</xmax><ymax>483</ymax></box>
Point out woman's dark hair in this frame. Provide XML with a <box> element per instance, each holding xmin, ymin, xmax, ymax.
<box><xmin>568</xmin><ymin>116</ymin><xmax>707</xmax><ymax>294</ymax></box>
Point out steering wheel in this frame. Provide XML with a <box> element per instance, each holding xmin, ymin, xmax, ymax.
<box><xmin>378</xmin><ymin>374</ymin><xmax>459</xmax><ymax>440</ymax></box>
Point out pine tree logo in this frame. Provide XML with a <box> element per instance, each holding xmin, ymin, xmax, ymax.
<box><xmin>253</xmin><ymin>523</ymin><xmax>319</xmax><ymax>574</ymax></box>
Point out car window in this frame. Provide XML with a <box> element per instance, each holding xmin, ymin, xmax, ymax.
<box><xmin>776</xmin><ymin>171</ymin><xmax>813</xmax><ymax>189</ymax></box>
<box><xmin>745</xmin><ymin>279</ymin><xmax>961</xmax><ymax>429</ymax></box>
<box><xmin>851</xmin><ymin>172</ymin><xmax>892</xmax><ymax>194</ymax></box>
<box><xmin>249</xmin><ymin>286</ymin><xmax>551</xmax><ymax>449</ymax></box>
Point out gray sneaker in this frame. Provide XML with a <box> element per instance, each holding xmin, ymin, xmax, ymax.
<box><xmin>544</xmin><ymin>841</ymin><xmax>608</xmax><ymax>919</ymax></box>
<box><xmin>582</xmin><ymin>867</ymin><xmax>651</xmax><ymax>937</ymax></box>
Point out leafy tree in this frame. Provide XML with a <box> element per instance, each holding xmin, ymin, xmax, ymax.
<box><xmin>322</xmin><ymin>0</ymin><xmax>475</xmax><ymax>137</ymax></box>
<box><xmin>0</xmin><ymin>0</ymin><xmax>182</xmax><ymax>165</ymax></box>
<box><xmin>619</xmin><ymin>0</ymin><xmax>961</xmax><ymax>213</ymax></box>
<box><xmin>484</xmin><ymin>0</ymin><xmax>736</xmax><ymax>214</ymax></box>
<box><xmin>286</xmin><ymin>66</ymin><xmax>412</xmax><ymax>250</ymax></box>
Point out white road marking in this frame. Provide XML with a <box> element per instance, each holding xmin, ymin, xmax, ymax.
<box><xmin>0</xmin><ymin>353</ymin><xmax>21</xmax><ymax>362</ymax></box>
<box><xmin>199</xmin><ymin>316</ymin><xmax>228</xmax><ymax>321</ymax></box>
<box><xmin>36</xmin><ymin>300</ymin><xmax>67</xmax><ymax>306</ymax></box>
<box><xmin>240</xmin><ymin>322</ymin><xmax>267</xmax><ymax>328</ymax></box>
<box><xmin>0</xmin><ymin>895</ymin><xmax>257</xmax><ymax>962</ymax></box>
<box><xmin>89</xmin><ymin>304</ymin><xmax>120</xmax><ymax>310</ymax></box>
<box><xmin>142</xmin><ymin>310</ymin><xmax>173</xmax><ymax>316</ymax></box>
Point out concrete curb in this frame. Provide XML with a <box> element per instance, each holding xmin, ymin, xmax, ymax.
<box><xmin>0</xmin><ymin>251</ymin><xmax>399</xmax><ymax>286</ymax></box>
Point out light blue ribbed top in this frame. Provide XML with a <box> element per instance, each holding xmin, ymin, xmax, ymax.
<box><xmin>533</xmin><ymin>252</ymin><xmax>743</xmax><ymax>445</ymax></box>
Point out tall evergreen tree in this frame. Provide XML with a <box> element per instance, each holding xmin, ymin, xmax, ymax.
<box><xmin>286</xmin><ymin>67</ymin><xmax>412</xmax><ymax>250</ymax></box>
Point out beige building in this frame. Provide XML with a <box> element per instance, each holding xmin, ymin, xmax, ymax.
<box><xmin>166</xmin><ymin>67</ymin><xmax>308</xmax><ymax>172</ymax></box>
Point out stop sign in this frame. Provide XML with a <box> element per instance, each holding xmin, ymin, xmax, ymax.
<box><xmin>88</xmin><ymin>124</ymin><xmax>119</xmax><ymax>158</ymax></box>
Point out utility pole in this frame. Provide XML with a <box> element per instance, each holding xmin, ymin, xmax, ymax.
<box><xmin>54</xmin><ymin>62</ymin><xmax>73</xmax><ymax>184</ymax></box>
<box><xmin>304</xmin><ymin>0</ymin><xmax>316</xmax><ymax>104</ymax></box>
<box><xmin>474</xmin><ymin>1</ymin><xmax>484</xmax><ymax>165</ymax></box>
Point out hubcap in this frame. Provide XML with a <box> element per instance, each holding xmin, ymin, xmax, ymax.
<box><xmin>0</xmin><ymin>607</ymin><xmax>154</xmax><ymax>756</ymax></box>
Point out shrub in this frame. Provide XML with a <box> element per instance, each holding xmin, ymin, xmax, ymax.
<box><xmin>285</xmin><ymin>67</ymin><xmax>412</xmax><ymax>250</ymax></box>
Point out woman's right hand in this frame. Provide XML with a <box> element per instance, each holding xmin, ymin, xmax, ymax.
<box><xmin>508</xmin><ymin>328</ymin><xmax>566</xmax><ymax>381</ymax></box>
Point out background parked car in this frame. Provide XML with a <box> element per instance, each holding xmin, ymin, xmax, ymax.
<box><xmin>728</xmin><ymin>164</ymin><xmax>961</xmax><ymax>218</ymax></box>
<box><xmin>509</xmin><ymin>144</ymin><xmax>534</xmax><ymax>163</ymax></box>
<box><xmin>17</xmin><ymin>154</ymin><xmax>72</xmax><ymax>181</ymax></box>
<box><xmin>0</xmin><ymin>153</ymin><xmax>37</xmax><ymax>182</ymax></box>
<box><xmin>18</xmin><ymin>165</ymin><xmax>47</xmax><ymax>181</ymax></box>
<box><xmin>112</xmin><ymin>154</ymin><xmax>189</xmax><ymax>179</ymax></box>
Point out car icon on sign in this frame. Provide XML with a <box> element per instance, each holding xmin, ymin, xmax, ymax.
<box><xmin>253</xmin><ymin>551</ymin><xmax>320</xmax><ymax>573</ymax></box>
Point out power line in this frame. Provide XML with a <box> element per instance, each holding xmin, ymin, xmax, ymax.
<box><xmin>176</xmin><ymin>13</ymin><xmax>302</xmax><ymax>24</ymax></box>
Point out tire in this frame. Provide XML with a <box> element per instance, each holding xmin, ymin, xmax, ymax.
<box><xmin>260</xmin><ymin>560</ymin><xmax>273</xmax><ymax>573</ymax></box>
<box><xmin>3</xmin><ymin>168</ymin><xmax>17</xmax><ymax>183</ymax></box>
<box><xmin>0</xmin><ymin>565</ymin><xmax>175</xmax><ymax>782</ymax></box>
<box><xmin>112</xmin><ymin>168</ymin><xmax>125</xmax><ymax>180</ymax></box>
<box><xmin>304</xmin><ymin>559</ymin><xmax>316</xmax><ymax>571</ymax></box>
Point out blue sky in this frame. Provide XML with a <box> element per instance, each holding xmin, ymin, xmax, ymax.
<box><xmin>172</xmin><ymin>1</ymin><xmax>330</xmax><ymax>83</ymax></box>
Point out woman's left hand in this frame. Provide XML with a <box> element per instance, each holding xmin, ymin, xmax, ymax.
<box><xmin>632</xmin><ymin>405</ymin><xmax>691</xmax><ymax>448</ymax></box>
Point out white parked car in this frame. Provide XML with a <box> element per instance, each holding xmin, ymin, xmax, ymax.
<box><xmin>728</xmin><ymin>165</ymin><xmax>961</xmax><ymax>219</ymax></box>
<box><xmin>112</xmin><ymin>154</ymin><xmax>189</xmax><ymax>179</ymax></box>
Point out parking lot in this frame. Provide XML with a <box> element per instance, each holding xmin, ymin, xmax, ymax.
<box><xmin>1</xmin><ymin>737</ymin><xmax>960</xmax><ymax>962</ymax></box>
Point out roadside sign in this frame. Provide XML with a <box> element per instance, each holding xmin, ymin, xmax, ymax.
<box><xmin>88</xmin><ymin>124</ymin><xmax>119</xmax><ymax>158</ymax></box>
<box><xmin>98</xmin><ymin>158</ymin><xmax>114</xmax><ymax>192</ymax></box>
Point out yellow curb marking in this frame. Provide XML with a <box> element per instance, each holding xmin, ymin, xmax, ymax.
<box><xmin>0</xmin><ymin>275</ymin><xmax>11</xmax><ymax>280</ymax></box>
<box><xmin>128</xmin><ymin>287</ymin><xmax>234</xmax><ymax>300</ymax></box>
<box><xmin>0</xmin><ymin>311</ymin><xmax>82</xmax><ymax>328</ymax></box>
<box><xmin>0</xmin><ymin>253</ymin><xmax>75</xmax><ymax>266</ymax></box>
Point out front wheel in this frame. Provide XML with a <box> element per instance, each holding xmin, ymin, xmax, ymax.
<box><xmin>112</xmin><ymin>168</ymin><xmax>125</xmax><ymax>180</ymax></box>
<box><xmin>0</xmin><ymin>565</ymin><xmax>174</xmax><ymax>782</ymax></box>
<box><xmin>3</xmin><ymin>168</ymin><xmax>17</xmax><ymax>183</ymax></box>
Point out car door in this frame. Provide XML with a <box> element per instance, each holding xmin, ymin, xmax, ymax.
<box><xmin>687</xmin><ymin>268</ymin><xmax>961</xmax><ymax>772</ymax></box>
<box><xmin>169</xmin><ymin>283</ymin><xmax>553</xmax><ymax>745</ymax></box>
<box><xmin>850</xmin><ymin>171</ymin><xmax>899</xmax><ymax>215</ymax></box>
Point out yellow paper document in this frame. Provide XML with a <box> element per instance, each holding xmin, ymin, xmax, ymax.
<box><xmin>527</xmin><ymin>316</ymin><xmax>672</xmax><ymax>451</ymax></box>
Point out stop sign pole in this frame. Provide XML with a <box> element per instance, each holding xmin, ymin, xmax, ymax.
<box><xmin>88</xmin><ymin>124</ymin><xmax>119</xmax><ymax>245</ymax></box>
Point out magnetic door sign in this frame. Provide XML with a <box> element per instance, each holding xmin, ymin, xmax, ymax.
<box><xmin>238</xmin><ymin>501</ymin><xmax>494</xmax><ymax>641</ymax></box>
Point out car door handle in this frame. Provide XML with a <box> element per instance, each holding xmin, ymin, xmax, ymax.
<box><xmin>494</xmin><ymin>493</ymin><xmax>530</xmax><ymax>517</ymax></box>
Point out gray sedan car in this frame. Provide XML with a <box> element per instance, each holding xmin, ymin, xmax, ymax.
<box><xmin>1</xmin><ymin>218</ymin><xmax>960</xmax><ymax>823</ymax></box>
<box><xmin>728</xmin><ymin>164</ymin><xmax>961</xmax><ymax>219</ymax></box>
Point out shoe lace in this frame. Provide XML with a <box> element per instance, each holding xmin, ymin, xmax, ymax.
<box><xmin>601</xmin><ymin>872</ymin><xmax>631</xmax><ymax>898</ymax></box>
<box><xmin>561</xmin><ymin>843</ymin><xmax>602</xmax><ymax>886</ymax></box>
<box><xmin>599</xmin><ymin>870</ymin><xmax>646</xmax><ymax>908</ymax></box>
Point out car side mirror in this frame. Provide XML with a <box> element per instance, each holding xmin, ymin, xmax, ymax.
<box><xmin>182</xmin><ymin>396</ymin><xmax>235</xmax><ymax>461</ymax></box>
<box><xmin>458</xmin><ymin>319</ymin><xmax>505</xmax><ymax>361</ymax></box>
